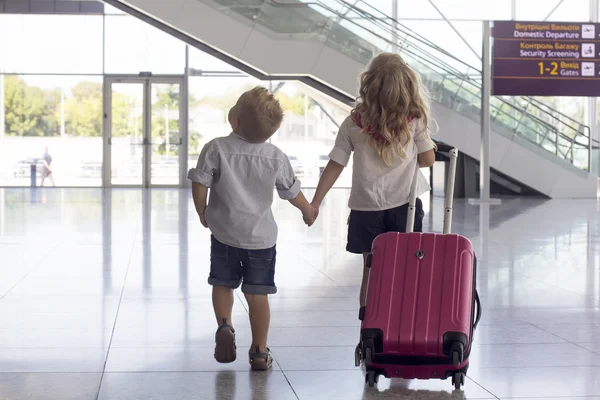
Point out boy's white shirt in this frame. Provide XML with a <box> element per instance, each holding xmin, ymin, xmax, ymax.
<box><xmin>329</xmin><ymin>116</ymin><xmax>435</xmax><ymax>211</ymax></box>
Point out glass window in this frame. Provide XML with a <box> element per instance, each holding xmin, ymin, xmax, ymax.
<box><xmin>187</xmin><ymin>78</ymin><xmax>352</xmax><ymax>188</ymax></box>
<box><xmin>0</xmin><ymin>75</ymin><xmax>103</xmax><ymax>187</ymax></box>
<box><xmin>104</xmin><ymin>4</ymin><xmax>126</xmax><ymax>15</ymax></box>
<box><xmin>401</xmin><ymin>21</ymin><xmax>482</xmax><ymax>69</ymax></box>
<box><xmin>516</xmin><ymin>0</ymin><xmax>590</xmax><ymax>21</ymax></box>
<box><xmin>545</xmin><ymin>0</ymin><xmax>590</xmax><ymax>21</ymax></box>
<box><xmin>356</xmin><ymin>0</ymin><xmax>393</xmax><ymax>19</ymax></box>
<box><xmin>187</xmin><ymin>75</ymin><xmax>261</xmax><ymax>173</ymax></box>
<box><xmin>396</xmin><ymin>1</ymin><xmax>440</xmax><ymax>19</ymax></box>
<box><xmin>104</xmin><ymin>15</ymin><xmax>185</xmax><ymax>74</ymax></box>
<box><xmin>397</xmin><ymin>0</ymin><xmax>513</xmax><ymax>20</ymax></box>
<box><xmin>0</xmin><ymin>15</ymin><xmax>103</xmax><ymax>74</ymax></box>
<box><xmin>188</xmin><ymin>47</ymin><xmax>240</xmax><ymax>72</ymax></box>
<box><xmin>430</xmin><ymin>0</ymin><xmax>512</xmax><ymax>20</ymax></box>
<box><xmin>269</xmin><ymin>82</ymin><xmax>352</xmax><ymax>188</ymax></box>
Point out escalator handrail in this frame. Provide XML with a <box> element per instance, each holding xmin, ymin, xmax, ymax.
<box><xmin>262</xmin><ymin>0</ymin><xmax>591</xmax><ymax>142</ymax></box>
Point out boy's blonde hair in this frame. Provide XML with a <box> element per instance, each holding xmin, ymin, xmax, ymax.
<box><xmin>354</xmin><ymin>53</ymin><xmax>434</xmax><ymax>165</ymax></box>
<box><xmin>230</xmin><ymin>86</ymin><xmax>284</xmax><ymax>143</ymax></box>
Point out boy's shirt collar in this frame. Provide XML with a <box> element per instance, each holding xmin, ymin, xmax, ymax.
<box><xmin>230</xmin><ymin>132</ymin><xmax>250</xmax><ymax>142</ymax></box>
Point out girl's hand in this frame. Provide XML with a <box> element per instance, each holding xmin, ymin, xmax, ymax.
<box><xmin>310</xmin><ymin>202</ymin><xmax>320</xmax><ymax>223</ymax></box>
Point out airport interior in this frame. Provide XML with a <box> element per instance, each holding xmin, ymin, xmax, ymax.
<box><xmin>1</xmin><ymin>0</ymin><xmax>600</xmax><ymax>399</ymax></box>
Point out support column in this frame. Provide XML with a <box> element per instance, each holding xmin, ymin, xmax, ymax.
<box><xmin>392</xmin><ymin>0</ymin><xmax>399</xmax><ymax>52</ymax></box>
<box><xmin>589</xmin><ymin>0</ymin><xmax>599</xmax><ymax>175</ymax></box>
<box><xmin>182</xmin><ymin>45</ymin><xmax>190</xmax><ymax>187</ymax></box>
<box><xmin>0</xmin><ymin>73</ymin><xmax>4</xmax><ymax>142</ymax></box>
<box><xmin>60</xmin><ymin>86</ymin><xmax>65</xmax><ymax>137</ymax></box>
<box><xmin>470</xmin><ymin>21</ymin><xmax>501</xmax><ymax>205</ymax></box>
<box><xmin>480</xmin><ymin>21</ymin><xmax>491</xmax><ymax>202</ymax></box>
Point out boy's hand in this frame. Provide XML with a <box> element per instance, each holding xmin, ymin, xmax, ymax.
<box><xmin>199</xmin><ymin>211</ymin><xmax>208</xmax><ymax>228</ymax></box>
<box><xmin>192</xmin><ymin>182</ymin><xmax>209</xmax><ymax>228</ymax></box>
<box><xmin>302</xmin><ymin>205</ymin><xmax>319</xmax><ymax>227</ymax></box>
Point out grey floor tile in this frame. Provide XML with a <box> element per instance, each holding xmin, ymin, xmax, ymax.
<box><xmin>266</xmin><ymin>297</ymin><xmax>358</xmax><ymax>312</ymax></box>
<box><xmin>0</xmin><ymin>296</ymin><xmax>120</xmax><ymax>315</ymax></box>
<box><xmin>0</xmin><ymin>348</ymin><xmax>108</xmax><ymax>372</ymax></box>
<box><xmin>0</xmin><ymin>328</ymin><xmax>113</xmax><ymax>348</ymax></box>
<box><xmin>114</xmin><ymin>307</ymin><xmax>251</xmax><ymax>330</ymax></box>
<box><xmin>268</xmin><ymin>311</ymin><xmax>359</xmax><ymax>328</ymax></box>
<box><xmin>109</xmin><ymin>325</ymin><xmax>253</xmax><ymax>348</ymax></box>
<box><xmin>104</xmin><ymin>347</ymin><xmax>281</xmax><ymax>372</ymax></box>
<box><xmin>274</xmin><ymin>286</ymin><xmax>354</xmax><ymax>298</ymax></box>
<box><xmin>473</xmin><ymin>323</ymin><xmax>566</xmax><ymax>345</ymax></box>
<box><xmin>97</xmin><ymin>371</ymin><xmax>297</xmax><ymax>400</ymax></box>
<box><xmin>0</xmin><ymin>373</ymin><xmax>101</xmax><ymax>400</ymax></box>
<box><xmin>271</xmin><ymin>346</ymin><xmax>356</xmax><ymax>370</ymax></box>
<box><xmin>0</xmin><ymin>311</ymin><xmax>118</xmax><ymax>331</ymax></box>
<box><xmin>469</xmin><ymin>366</ymin><xmax>600</xmax><ymax>398</ymax></box>
<box><xmin>285</xmin><ymin>370</ymin><xmax>496</xmax><ymax>399</ymax></box>
<box><xmin>469</xmin><ymin>343</ymin><xmax>600</xmax><ymax>368</ymax></box>
<box><xmin>578</xmin><ymin>342</ymin><xmax>600</xmax><ymax>354</ymax></box>
<box><xmin>533</xmin><ymin>323</ymin><xmax>600</xmax><ymax>343</ymax></box>
<box><xmin>268</xmin><ymin>326</ymin><xmax>359</xmax><ymax>347</ymax></box>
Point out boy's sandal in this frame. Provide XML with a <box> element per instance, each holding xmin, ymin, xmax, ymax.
<box><xmin>249</xmin><ymin>346</ymin><xmax>273</xmax><ymax>371</ymax></box>
<box><xmin>214</xmin><ymin>319</ymin><xmax>237</xmax><ymax>363</ymax></box>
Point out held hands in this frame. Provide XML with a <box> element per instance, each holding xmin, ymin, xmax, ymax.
<box><xmin>302</xmin><ymin>203</ymin><xmax>320</xmax><ymax>227</ymax></box>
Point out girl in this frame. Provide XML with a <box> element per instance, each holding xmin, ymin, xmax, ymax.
<box><xmin>311</xmin><ymin>53</ymin><xmax>436</xmax><ymax>306</ymax></box>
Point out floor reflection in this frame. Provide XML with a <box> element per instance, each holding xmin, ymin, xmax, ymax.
<box><xmin>1</xmin><ymin>188</ymin><xmax>600</xmax><ymax>399</ymax></box>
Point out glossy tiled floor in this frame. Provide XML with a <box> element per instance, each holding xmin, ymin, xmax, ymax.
<box><xmin>1</xmin><ymin>188</ymin><xmax>600</xmax><ymax>400</ymax></box>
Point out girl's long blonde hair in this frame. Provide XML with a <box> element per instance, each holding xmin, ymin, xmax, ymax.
<box><xmin>353</xmin><ymin>53</ymin><xmax>433</xmax><ymax>166</ymax></box>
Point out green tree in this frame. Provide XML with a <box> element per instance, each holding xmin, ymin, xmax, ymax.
<box><xmin>65</xmin><ymin>81</ymin><xmax>103</xmax><ymax>137</ymax></box>
<box><xmin>152</xmin><ymin>85</ymin><xmax>181</xmax><ymax>155</ymax></box>
<box><xmin>111</xmin><ymin>92</ymin><xmax>139</xmax><ymax>138</ymax></box>
<box><xmin>3</xmin><ymin>76</ymin><xmax>46</xmax><ymax>136</ymax></box>
<box><xmin>41</xmin><ymin>88</ymin><xmax>61</xmax><ymax>136</ymax></box>
<box><xmin>275</xmin><ymin>92</ymin><xmax>312</xmax><ymax>115</ymax></box>
<box><xmin>194</xmin><ymin>83</ymin><xmax>255</xmax><ymax>119</ymax></box>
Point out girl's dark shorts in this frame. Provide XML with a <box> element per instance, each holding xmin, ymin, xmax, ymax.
<box><xmin>346</xmin><ymin>199</ymin><xmax>424</xmax><ymax>254</ymax></box>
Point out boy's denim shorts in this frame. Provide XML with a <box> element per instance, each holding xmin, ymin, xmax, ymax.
<box><xmin>208</xmin><ymin>235</ymin><xmax>277</xmax><ymax>295</ymax></box>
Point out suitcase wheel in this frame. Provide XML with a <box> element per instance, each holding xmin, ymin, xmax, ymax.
<box><xmin>366</xmin><ymin>371</ymin><xmax>378</xmax><ymax>387</ymax></box>
<box><xmin>452</xmin><ymin>372</ymin><xmax>465</xmax><ymax>390</ymax></box>
<box><xmin>364</xmin><ymin>345</ymin><xmax>374</xmax><ymax>365</ymax></box>
<box><xmin>450</xmin><ymin>341</ymin><xmax>464</xmax><ymax>365</ymax></box>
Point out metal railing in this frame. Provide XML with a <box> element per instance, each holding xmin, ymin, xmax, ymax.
<box><xmin>205</xmin><ymin>0</ymin><xmax>596</xmax><ymax>171</ymax></box>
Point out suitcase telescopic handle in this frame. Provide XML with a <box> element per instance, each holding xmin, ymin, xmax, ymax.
<box><xmin>406</xmin><ymin>146</ymin><xmax>458</xmax><ymax>234</ymax></box>
<box><xmin>435</xmin><ymin>143</ymin><xmax>455</xmax><ymax>154</ymax></box>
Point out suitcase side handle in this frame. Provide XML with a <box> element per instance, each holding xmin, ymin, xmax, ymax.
<box><xmin>473</xmin><ymin>290</ymin><xmax>482</xmax><ymax>330</ymax></box>
<box><xmin>406</xmin><ymin>147</ymin><xmax>458</xmax><ymax>234</ymax></box>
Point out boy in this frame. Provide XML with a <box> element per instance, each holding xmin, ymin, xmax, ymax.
<box><xmin>188</xmin><ymin>86</ymin><xmax>316</xmax><ymax>371</ymax></box>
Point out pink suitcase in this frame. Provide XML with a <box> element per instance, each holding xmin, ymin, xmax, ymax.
<box><xmin>355</xmin><ymin>146</ymin><xmax>482</xmax><ymax>390</ymax></box>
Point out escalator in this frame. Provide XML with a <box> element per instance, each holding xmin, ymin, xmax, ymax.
<box><xmin>105</xmin><ymin>0</ymin><xmax>599</xmax><ymax>198</ymax></box>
